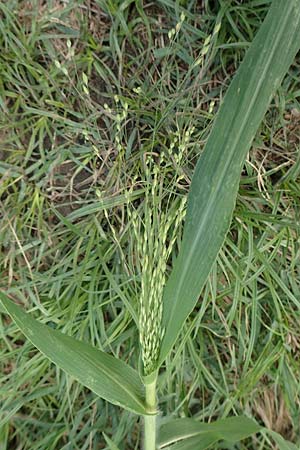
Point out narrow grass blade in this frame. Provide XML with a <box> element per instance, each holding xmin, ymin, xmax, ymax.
<box><xmin>266</xmin><ymin>430</ymin><xmax>298</xmax><ymax>450</ymax></box>
<box><xmin>103</xmin><ymin>433</ymin><xmax>121</xmax><ymax>450</ymax></box>
<box><xmin>158</xmin><ymin>417</ymin><xmax>261</xmax><ymax>449</ymax></box>
<box><xmin>0</xmin><ymin>293</ymin><xmax>148</xmax><ymax>415</ymax></box>
<box><xmin>159</xmin><ymin>0</ymin><xmax>300</xmax><ymax>365</ymax></box>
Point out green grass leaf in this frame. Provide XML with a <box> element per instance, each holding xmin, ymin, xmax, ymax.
<box><xmin>103</xmin><ymin>433</ymin><xmax>121</xmax><ymax>450</ymax></box>
<box><xmin>159</xmin><ymin>0</ymin><xmax>300</xmax><ymax>365</ymax></box>
<box><xmin>158</xmin><ymin>416</ymin><xmax>261</xmax><ymax>449</ymax></box>
<box><xmin>161</xmin><ymin>435</ymin><xmax>216</xmax><ymax>450</ymax></box>
<box><xmin>266</xmin><ymin>430</ymin><xmax>299</xmax><ymax>450</ymax></box>
<box><xmin>0</xmin><ymin>292</ymin><xmax>148</xmax><ymax>416</ymax></box>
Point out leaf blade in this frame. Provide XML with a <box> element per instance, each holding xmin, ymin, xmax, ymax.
<box><xmin>103</xmin><ymin>433</ymin><xmax>122</xmax><ymax>450</ymax></box>
<box><xmin>158</xmin><ymin>416</ymin><xmax>261</xmax><ymax>449</ymax></box>
<box><xmin>266</xmin><ymin>430</ymin><xmax>299</xmax><ymax>450</ymax></box>
<box><xmin>0</xmin><ymin>293</ymin><xmax>148</xmax><ymax>415</ymax></box>
<box><xmin>159</xmin><ymin>0</ymin><xmax>300</xmax><ymax>365</ymax></box>
<box><xmin>162</xmin><ymin>434</ymin><xmax>217</xmax><ymax>450</ymax></box>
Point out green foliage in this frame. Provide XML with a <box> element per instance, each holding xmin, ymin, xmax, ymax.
<box><xmin>266</xmin><ymin>430</ymin><xmax>299</xmax><ymax>450</ymax></box>
<box><xmin>159</xmin><ymin>0</ymin><xmax>300</xmax><ymax>366</ymax></box>
<box><xmin>0</xmin><ymin>293</ymin><xmax>148</xmax><ymax>415</ymax></box>
<box><xmin>158</xmin><ymin>416</ymin><xmax>261</xmax><ymax>448</ymax></box>
<box><xmin>1</xmin><ymin>0</ymin><xmax>300</xmax><ymax>448</ymax></box>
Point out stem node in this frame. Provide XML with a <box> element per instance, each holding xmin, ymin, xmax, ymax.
<box><xmin>144</xmin><ymin>375</ymin><xmax>157</xmax><ymax>450</ymax></box>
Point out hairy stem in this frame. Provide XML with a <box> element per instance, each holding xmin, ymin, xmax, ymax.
<box><xmin>144</xmin><ymin>375</ymin><xmax>157</xmax><ymax>450</ymax></box>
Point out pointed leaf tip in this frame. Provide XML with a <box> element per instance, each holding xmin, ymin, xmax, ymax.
<box><xmin>0</xmin><ymin>292</ymin><xmax>148</xmax><ymax>415</ymax></box>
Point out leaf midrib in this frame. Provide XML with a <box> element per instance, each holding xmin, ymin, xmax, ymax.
<box><xmin>72</xmin><ymin>346</ymin><xmax>146</xmax><ymax>412</ymax></box>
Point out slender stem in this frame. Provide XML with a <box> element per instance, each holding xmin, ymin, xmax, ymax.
<box><xmin>144</xmin><ymin>375</ymin><xmax>157</xmax><ymax>450</ymax></box>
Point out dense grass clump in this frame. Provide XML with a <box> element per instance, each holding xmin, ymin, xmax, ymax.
<box><xmin>1</xmin><ymin>1</ymin><xmax>300</xmax><ymax>449</ymax></box>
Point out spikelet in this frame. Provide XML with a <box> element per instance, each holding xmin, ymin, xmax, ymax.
<box><xmin>127</xmin><ymin>155</ymin><xmax>186</xmax><ymax>375</ymax></box>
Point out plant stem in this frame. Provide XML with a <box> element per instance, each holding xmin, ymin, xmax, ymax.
<box><xmin>144</xmin><ymin>375</ymin><xmax>157</xmax><ymax>450</ymax></box>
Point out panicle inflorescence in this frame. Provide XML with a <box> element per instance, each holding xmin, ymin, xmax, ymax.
<box><xmin>127</xmin><ymin>156</ymin><xmax>186</xmax><ymax>375</ymax></box>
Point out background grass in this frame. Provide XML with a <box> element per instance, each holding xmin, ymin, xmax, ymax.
<box><xmin>0</xmin><ymin>0</ymin><xmax>300</xmax><ymax>449</ymax></box>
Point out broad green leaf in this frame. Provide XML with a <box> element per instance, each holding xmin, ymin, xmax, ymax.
<box><xmin>158</xmin><ymin>416</ymin><xmax>261</xmax><ymax>449</ymax></box>
<box><xmin>159</xmin><ymin>0</ymin><xmax>300</xmax><ymax>365</ymax></box>
<box><xmin>266</xmin><ymin>430</ymin><xmax>298</xmax><ymax>450</ymax></box>
<box><xmin>162</xmin><ymin>434</ymin><xmax>216</xmax><ymax>450</ymax></box>
<box><xmin>0</xmin><ymin>293</ymin><xmax>148</xmax><ymax>415</ymax></box>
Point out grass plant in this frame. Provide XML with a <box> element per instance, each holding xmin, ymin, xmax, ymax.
<box><xmin>1</xmin><ymin>1</ymin><xmax>300</xmax><ymax>449</ymax></box>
